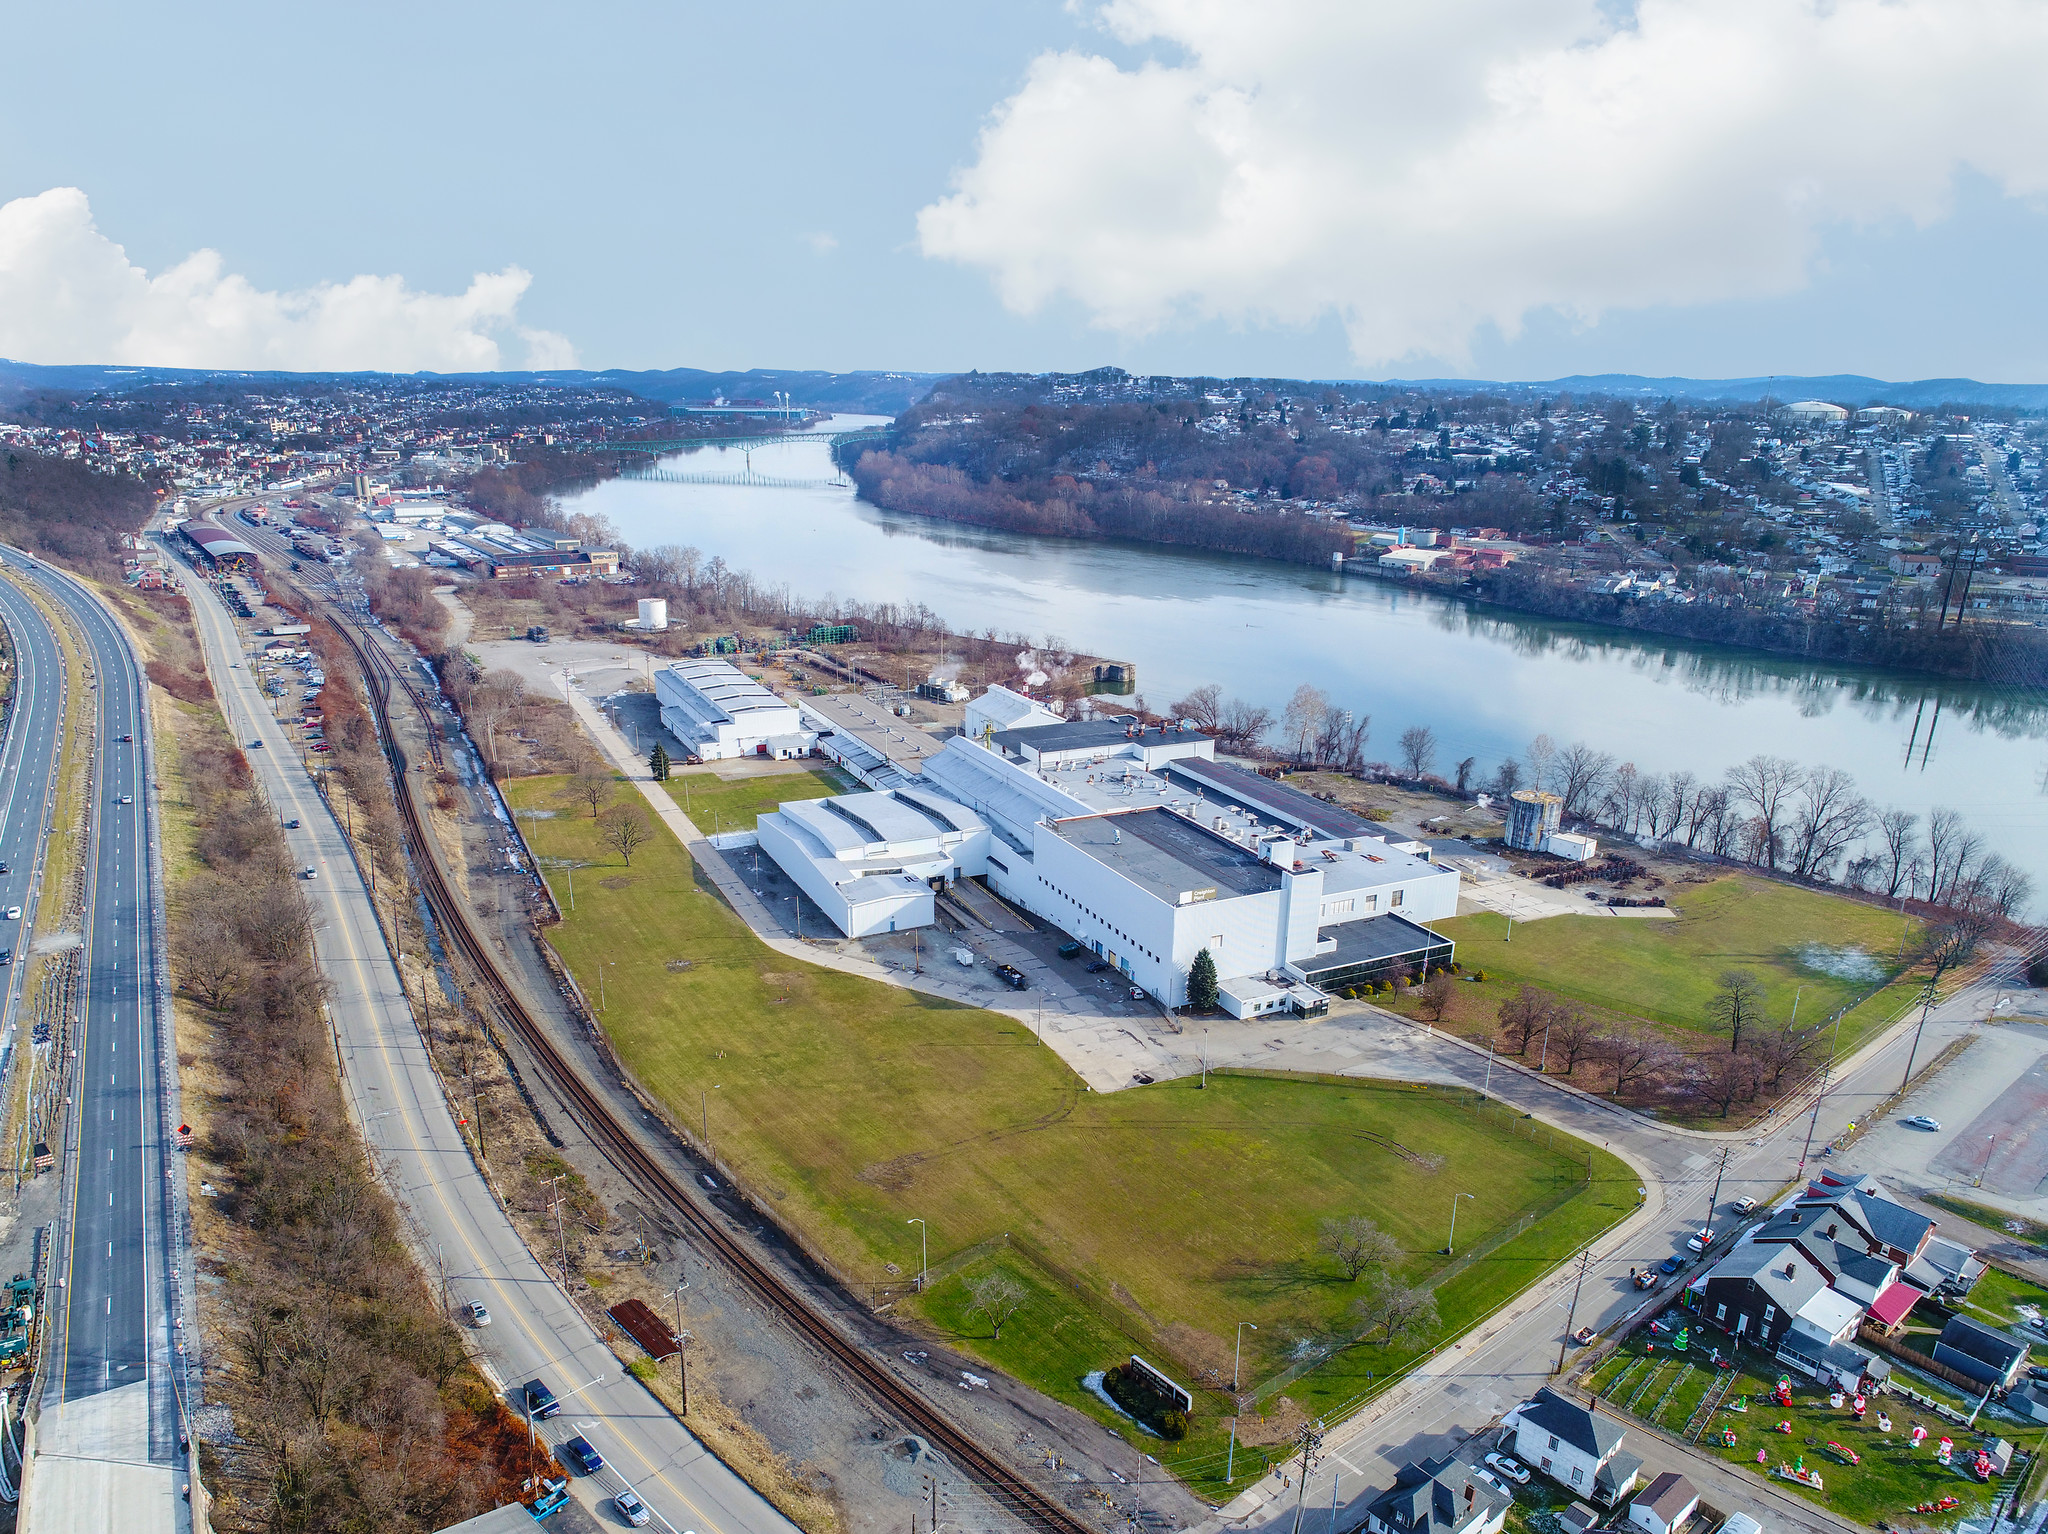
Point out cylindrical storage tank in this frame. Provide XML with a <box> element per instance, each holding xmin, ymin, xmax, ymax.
<box><xmin>638</xmin><ymin>597</ymin><xmax>669</xmax><ymax>631</ymax></box>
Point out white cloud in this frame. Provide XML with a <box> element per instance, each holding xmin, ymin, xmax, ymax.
<box><xmin>919</xmin><ymin>0</ymin><xmax>2048</xmax><ymax>366</ymax></box>
<box><xmin>802</xmin><ymin>231</ymin><xmax>840</xmax><ymax>255</ymax></box>
<box><xmin>0</xmin><ymin>187</ymin><xmax>576</xmax><ymax>371</ymax></box>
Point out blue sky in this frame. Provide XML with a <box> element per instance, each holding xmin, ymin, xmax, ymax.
<box><xmin>3</xmin><ymin>1</ymin><xmax>2044</xmax><ymax>382</ymax></box>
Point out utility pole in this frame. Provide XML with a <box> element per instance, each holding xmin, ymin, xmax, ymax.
<box><xmin>548</xmin><ymin>1174</ymin><xmax>571</xmax><ymax>1286</ymax></box>
<box><xmin>1556</xmin><ymin>1247</ymin><xmax>1592</xmax><ymax>1373</ymax></box>
<box><xmin>1899</xmin><ymin>976</ymin><xmax>1941</xmax><ymax>1094</ymax></box>
<box><xmin>1289</xmin><ymin>1421</ymin><xmax>1326</xmax><ymax>1534</ymax></box>
<box><xmin>1706</xmin><ymin>1146</ymin><xmax>1730</xmax><ymax>1226</ymax></box>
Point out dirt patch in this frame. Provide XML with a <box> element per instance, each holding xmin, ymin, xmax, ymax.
<box><xmin>1234</xmin><ymin>1395</ymin><xmax>1309</xmax><ymax>1446</ymax></box>
<box><xmin>598</xmin><ymin>875</ymin><xmax>637</xmax><ymax>890</ymax></box>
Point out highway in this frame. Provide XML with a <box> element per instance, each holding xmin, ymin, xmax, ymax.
<box><xmin>168</xmin><ymin>530</ymin><xmax>796</xmax><ymax>1534</ymax></box>
<box><xmin>2</xmin><ymin>552</ymin><xmax>187</xmax><ymax>1531</ymax></box>
<box><xmin>0</xmin><ymin>573</ymin><xmax>69</xmax><ymax>1148</ymax></box>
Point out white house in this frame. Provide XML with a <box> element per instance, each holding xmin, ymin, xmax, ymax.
<box><xmin>1627</xmin><ymin>1473</ymin><xmax>1699</xmax><ymax>1534</ymax></box>
<box><xmin>656</xmin><ymin>659</ymin><xmax>814</xmax><ymax>761</ymax></box>
<box><xmin>1501</xmin><ymin>1390</ymin><xmax>1643</xmax><ymax>1507</ymax></box>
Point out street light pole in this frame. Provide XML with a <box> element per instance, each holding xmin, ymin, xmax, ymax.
<box><xmin>1445</xmin><ymin>1192</ymin><xmax>1474</xmax><ymax>1256</ymax></box>
<box><xmin>1234</xmin><ymin>1321</ymin><xmax>1258</xmax><ymax>1392</ymax></box>
<box><xmin>908</xmin><ymin>1217</ymin><xmax>928</xmax><ymax>1292</ymax></box>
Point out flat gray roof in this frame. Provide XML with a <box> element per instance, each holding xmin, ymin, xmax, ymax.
<box><xmin>1167</xmin><ymin>759</ymin><xmax>1390</xmax><ymax>842</ymax></box>
<box><xmin>1050</xmin><ymin>807</ymin><xmax>1281</xmax><ymax>904</ymax></box>
<box><xmin>992</xmin><ymin>715</ymin><xmax>1142</xmax><ymax>756</ymax></box>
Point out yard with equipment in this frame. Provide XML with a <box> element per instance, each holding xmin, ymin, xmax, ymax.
<box><xmin>506</xmin><ymin>773</ymin><xmax>1635</xmax><ymax>1500</ymax></box>
<box><xmin>1584</xmin><ymin>1328</ymin><xmax>2019</xmax><ymax>1526</ymax></box>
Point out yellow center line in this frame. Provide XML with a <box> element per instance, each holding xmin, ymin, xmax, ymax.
<box><xmin>189</xmin><ymin>570</ymin><xmax>744</xmax><ymax>1531</ymax></box>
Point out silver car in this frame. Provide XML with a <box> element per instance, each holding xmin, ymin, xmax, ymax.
<box><xmin>613</xmin><ymin>1488</ymin><xmax>652</xmax><ymax>1527</ymax></box>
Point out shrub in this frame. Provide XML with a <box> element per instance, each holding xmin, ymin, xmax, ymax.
<box><xmin>1159</xmin><ymin>1409</ymin><xmax>1189</xmax><ymax>1441</ymax></box>
<box><xmin>2030</xmin><ymin>952</ymin><xmax>2048</xmax><ymax>988</ymax></box>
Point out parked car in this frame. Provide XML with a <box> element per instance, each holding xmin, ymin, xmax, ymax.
<box><xmin>1659</xmin><ymin>1254</ymin><xmax>1685</xmax><ymax>1275</ymax></box>
<box><xmin>1904</xmin><ymin>1115</ymin><xmax>1942</xmax><ymax>1131</ymax></box>
<box><xmin>465</xmin><ymin>1300</ymin><xmax>491</xmax><ymax>1327</ymax></box>
<box><xmin>525</xmin><ymin>1380</ymin><xmax>560</xmax><ymax>1419</ymax></box>
<box><xmin>1632</xmin><ymin>1268</ymin><xmax>1663</xmax><ymax>1291</ymax></box>
<box><xmin>613</xmin><ymin>1488</ymin><xmax>652</xmax><ymax>1526</ymax></box>
<box><xmin>1732</xmin><ymin>1196</ymin><xmax>1759</xmax><ymax>1215</ymax></box>
<box><xmin>561</xmin><ymin>1435</ymin><xmax>604</xmax><ymax>1475</ymax></box>
<box><xmin>1087</xmin><ymin>960</ymin><xmax>1109</xmax><ymax>973</ymax></box>
<box><xmin>1687</xmin><ymin>1228</ymin><xmax>1715</xmax><ymax>1253</ymax></box>
<box><xmin>1485</xmin><ymin>1454</ymin><xmax>1531</xmax><ymax>1485</ymax></box>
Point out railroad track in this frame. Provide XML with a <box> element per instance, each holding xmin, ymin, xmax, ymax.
<box><xmin>320</xmin><ymin>609</ymin><xmax>1095</xmax><ymax>1534</ymax></box>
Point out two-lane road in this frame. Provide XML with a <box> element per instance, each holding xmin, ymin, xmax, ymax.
<box><xmin>170</xmin><ymin>530</ymin><xmax>794</xmax><ymax>1534</ymax></box>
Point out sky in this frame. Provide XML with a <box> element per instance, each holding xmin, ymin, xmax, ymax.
<box><xmin>4</xmin><ymin>0</ymin><xmax>2048</xmax><ymax>383</ymax></box>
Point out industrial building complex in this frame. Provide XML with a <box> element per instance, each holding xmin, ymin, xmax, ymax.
<box><xmin>744</xmin><ymin>690</ymin><xmax>1461</xmax><ymax>1014</ymax></box>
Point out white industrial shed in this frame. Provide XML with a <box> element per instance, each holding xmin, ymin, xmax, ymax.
<box><xmin>754</xmin><ymin>787</ymin><xmax>990</xmax><ymax>938</ymax></box>
<box><xmin>656</xmin><ymin>659</ymin><xmax>814</xmax><ymax>761</ymax></box>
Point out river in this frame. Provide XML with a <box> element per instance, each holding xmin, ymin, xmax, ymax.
<box><xmin>561</xmin><ymin>418</ymin><xmax>2048</xmax><ymax>899</ymax></box>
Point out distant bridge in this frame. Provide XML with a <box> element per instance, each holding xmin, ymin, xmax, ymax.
<box><xmin>601</xmin><ymin>426</ymin><xmax>888</xmax><ymax>456</ymax></box>
<box><xmin>620</xmin><ymin>466</ymin><xmax>849</xmax><ymax>490</ymax></box>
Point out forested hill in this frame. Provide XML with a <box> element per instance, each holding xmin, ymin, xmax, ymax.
<box><xmin>0</xmin><ymin>447</ymin><xmax>153</xmax><ymax>575</ymax></box>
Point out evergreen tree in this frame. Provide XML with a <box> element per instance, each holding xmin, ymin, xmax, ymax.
<box><xmin>1187</xmin><ymin>948</ymin><xmax>1219</xmax><ymax>1012</ymax></box>
<box><xmin>649</xmin><ymin>740</ymin><xmax>670</xmax><ymax>782</ymax></box>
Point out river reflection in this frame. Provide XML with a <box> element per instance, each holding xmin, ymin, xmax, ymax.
<box><xmin>560</xmin><ymin>418</ymin><xmax>2048</xmax><ymax>887</ymax></box>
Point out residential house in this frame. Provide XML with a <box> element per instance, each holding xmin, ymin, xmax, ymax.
<box><xmin>1627</xmin><ymin>1473</ymin><xmax>1699</xmax><ymax>1534</ymax></box>
<box><xmin>1355</xmin><ymin>1456</ymin><xmax>1512</xmax><ymax>1534</ymax></box>
<box><xmin>1933</xmin><ymin>1315</ymin><xmax>2029</xmax><ymax>1391</ymax></box>
<box><xmin>1693</xmin><ymin>1239</ymin><xmax>1889</xmax><ymax>1389</ymax></box>
<box><xmin>1500</xmin><ymin>1390</ymin><xmax>1643</xmax><ymax>1507</ymax></box>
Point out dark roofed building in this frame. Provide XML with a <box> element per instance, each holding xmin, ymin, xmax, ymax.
<box><xmin>1627</xmin><ymin>1473</ymin><xmax>1699</xmax><ymax>1534</ymax></box>
<box><xmin>1356</xmin><ymin>1456</ymin><xmax>1511</xmax><ymax>1534</ymax></box>
<box><xmin>1934</xmin><ymin>1314</ymin><xmax>2029</xmax><ymax>1390</ymax></box>
<box><xmin>1502</xmin><ymin>1389</ymin><xmax>1642</xmax><ymax>1506</ymax></box>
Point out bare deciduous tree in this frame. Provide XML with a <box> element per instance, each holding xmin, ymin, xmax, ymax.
<box><xmin>1352</xmin><ymin>1275</ymin><xmax>1438</xmax><ymax>1345</ymax></box>
<box><xmin>1170</xmin><ymin>684</ymin><xmax>1222</xmax><ymax>731</ymax></box>
<box><xmin>1787</xmin><ymin>766</ymin><xmax>1870</xmax><ymax>881</ymax></box>
<box><xmin>1874</xmin><ymin>808</ymin><xmax>1920</xmax><ymax>899</ymax></box>
<box><xmin>1724</xmin><ymin>755</ymin><xmax>1803</xmax><ymax>869</ymax></box>
<box><xmin>598</xmin><ymin>803</ymin><xmax>652</xmax><ymax>866</ymax></box>
<box><xmin>1398</xmin><ymin>726</ymin><xmax>1438</xmax><ymax>780</ymax></box>
<box><xmin>1318</xmin><ymin>1215</ymin><xmax>1400</xmax><ymax>1281</ymax></box>
<box><xmin>1706</xmin><ymin>969</ymin><xmax>1769</xmax><ymax>1052</ymax></box>
<box><xmin>569</xmin><ymin>771</ymin><xmax>615</xmax><ymax>819</ymax></box>
<box><xmin>1283</xmin><ymin>685</ymin><xmax>1332</xmax><ymax>764</ymax></box>
<box><xmin>965</xmin><ymin>1272</ymin><xmax>1028</xmax><ymax>1340</ymax></box>
<box><xmin>1416</xmin><ymin>970</ymin><xmax>1456</xmax><ymax>1023</ymax></box>
<box><xmin>1602</xmin><ymin>1025</ymin><xmax>1677</xmax><ymax>1097</ymax></box>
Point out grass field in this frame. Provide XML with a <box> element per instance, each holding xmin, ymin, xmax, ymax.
<box><xmin>660</xmin><ymin>764</ymin><xmax>847</xmax><ymax>834</ymax></box>
<box><xmin>506</xmin><ymin>773</ymin><xmax>1634</xmax><ymax>1498</ymax></box>
<box><xmin>1438</xmin><ymin>876</ymin><xmax>1922</xmax><ymax>1053</ymax></box>
<box><xmin>1586</xmin><ymin>1330</ymin><xmax>2011</xmax><ymax>1526</ymax></box>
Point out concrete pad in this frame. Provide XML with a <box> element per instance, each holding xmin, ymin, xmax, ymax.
<box><xmin>19</xmin><ymin>1453</ymin><xmax>176</xmax><ymax>1534</ymax></box>
<box><xmin>1930</xmin><ymin>1054</ymin><xmax>2048</xmax><ymax>1197</ymax></box>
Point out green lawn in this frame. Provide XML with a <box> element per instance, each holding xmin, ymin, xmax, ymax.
<box><xmin>1587</xmin><ymin>1331</ymin><xmax>2009</xmax><ymax>1526</ymax></box>
<box><xmin>506</xmin><ymin>774</ymin><xmax>1634</xmax><ymax>1499</ymax></box>
<box><xmin>660</xmin><ymin>764</ymin><xmax>847</xmax><ymax>834</ymax></box>
<box><xmin>1923</xmin><ymin>1193</ymin><xmax>2048</xmax><ymax>1249</ymax></box>
<box><xmin>1439</xmin><ymin>876</ymin><xmax>1921</xmax><ymax>1052</ymax></box>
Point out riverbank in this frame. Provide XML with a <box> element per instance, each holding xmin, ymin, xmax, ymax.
<box><xmin>554</xmin><ymin>437</ymin><xmax>2048</xmax><ymax>904</ymax></box>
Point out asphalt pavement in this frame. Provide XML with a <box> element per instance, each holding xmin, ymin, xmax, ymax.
<box><xmin>171</xmin><ymin>530</ymin><xmax>796</xmax><ymax>1534</ymax></box>
<box><xmin>3</xmin><ymin>553</ymin><xmax>187</xmax><ymax>1531</ymax></box>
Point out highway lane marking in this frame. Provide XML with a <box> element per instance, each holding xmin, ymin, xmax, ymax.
<box><xmin>189</xmin><ymin>580</ymin><xmax>759</xmax><ymax>1534</ymax></box>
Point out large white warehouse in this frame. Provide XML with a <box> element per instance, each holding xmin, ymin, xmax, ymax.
<box><xmin>752</xmin><ymin>702</ymin><xmax>1459</xmax><ymax>1015</ymax></box>
<box><xmin>755</xmin><ymin>787</ymin><xmax>990</xmax><ymax>938</ymax></box>
<box><xmin>656</xmin><ymin>659</ymin><xmax>815</xmax><ymax>761</ymax></box>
